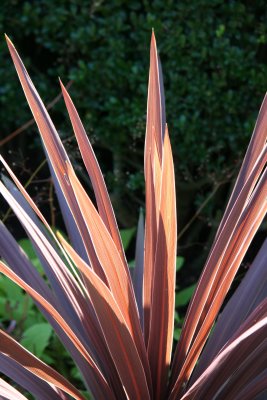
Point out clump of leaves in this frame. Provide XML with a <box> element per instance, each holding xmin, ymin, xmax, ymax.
<box><xmin>0</xmin><ymin>32</ymin><xmax>266</xmax><ymax>400</ymax></box>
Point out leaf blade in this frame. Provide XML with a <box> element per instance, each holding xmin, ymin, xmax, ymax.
<box><xmin>147</xmin><ymin>127</ymin><xmax>177</xmax><ymax>399</ymax></box>
<box><xmin>60</xmin><ymin>81</ymin><xmax>125</xmax><ymax>261</ymax></box>
<box><xmin>58</xmin><ymin>233</ymin><xmax>151</xmax><ymax>399</ymax></box>
<box><xmin>0</xmin><ymin>260</ymin><xmax>113</xmax><ymax>399</ymax></box>
<box><xmin>179</xmin><ymin>315</ymin><xmax>267</xmax><ymax>400</ymax></box>
<box><xmin>192</xmin><ymin>238</ymin><xmax>267</xmax><ymax>380</ymax></box>
<box><xmin>0</xmin><ymin>378</ymin><xmax>28</xmax><ymax>400</ymax></box>
<box><xmin>0</xmin><ymin>327</ymin><xmax>86</xmax><ymax>400</ymax></box>
<box><xmin>170</xmin><ymin>139</ymin><xmax>266</xmax><ymax>394</ymax></box>
<box><xmin>143</xmin><ymin>32</ymin><xmax>165</xmax><ymax>342</ymax></box>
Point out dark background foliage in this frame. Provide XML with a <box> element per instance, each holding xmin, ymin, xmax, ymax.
<box><xmin>1</xmin><ymin>0</ymin><xmax>267</xmax><ymax>276</ymax></box>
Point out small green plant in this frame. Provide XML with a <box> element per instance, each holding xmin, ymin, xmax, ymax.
<box><xmin>0</xmin><ymin>33</ymin><xmax>266</xmax><ymax>399</ymax></box>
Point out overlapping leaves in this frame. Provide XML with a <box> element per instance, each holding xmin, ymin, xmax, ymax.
<box><xmin>0</xmin><ymin>32</ymin><xmax>266</xmax><ymax>399</ymax></box>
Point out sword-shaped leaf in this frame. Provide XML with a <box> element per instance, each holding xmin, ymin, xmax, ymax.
<box><xmin>0</xmin><ymin>327</ymin><xmax>87</xmax><ymax>400</ymax></box>
<box><xmin>0</xmin><ymin>261</ymin><xmax>113</xmax><ymax>400</ymax></box>
<box><xmin>179</xmin><ymin>315</ymin><xmax>267</xmax><ymax>400</ymax></box>
<box><xmin>133</xmin><ymin>208</ymin><xmax>145</xmax><ymax>327</ymax></box>
<box><xmin>0</xmin><ymin>378</ymin><xmax>28</xmax><ymax>400</ymax></box>
<box><xmin>193</xmin><ymin>238</ymin><xmax>267</xmax><ymax>380</ymax></box>
<box><xmin>5</xmin><ymin>35</ymin><xmax>107</xmax><ymax>283</ymax></box>
<box><xmin>234</xmin><ymin>370</ymin><xmax>267</xmax><ymax>400</ymax></box>
<box><xmin>58</xmin><ymin>233</ymin><xmax>152</xmax><ymax>399</ymax></box>
<box><xmin>170</xmin><ymin>151</ymin><xmax>267</xmax><ymax>397</ymax></box>
<box><xmin>216</xmin><ymin>93</ymin><xmax>267</xmax><ymax>239</ymax></box>
<box><xmin>59</xmin><ymin>81</ymin><xmax>125</xmax><ymax>265</ymax></box>
<box><xmin>147</xmin><ymin>127</ymin><xmax>177</xmax><ymax>399</ymax></box>
<box><xmin>65</xmin><ymin>165</ymin><xmax>149</xmax><ymax>374</ymax></box>
<box><xmin>143</xmin><ymin>32</ymin><xmax>165</xmax><ymax>342</ymax></box>
<box><xmin>0</xmin><ymin>181</ymin><xmax>124</xmax><ymax>396</ymax></box>
<box><xmin>0</xmin><ymin>357</ymin><xmax>69</xmax><ymax>400</ymax></box>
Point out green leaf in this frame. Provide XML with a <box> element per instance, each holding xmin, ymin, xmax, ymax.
<box><xmin>0</xmin><ymin>275</ymin><xmax>24</xmax><ymax>302</ymax></box>
<box><xmin>120</xmin><ymin>227</ymin><xmax>136</xmax><ymax>251</ymax></box>
<box><xmin>176</xmin><ymin>284</ymin><xmax>196</xmax><ymax>307</ymax></box>
<box><xmin>71</xmin><ymin>366</ymin><xmax>82</xmax><ymax>380</ymax></box>
<box><xmin>80</xmin><ymin>391</ymin><xmax>93</xmax><ymax>400</ymax></box>
<box><xmin>18</xmin><ymin>238</ymin><xmax>44</xmax><ymax>275</ymax></box>
<box><xmin>18</xmin><ymin>238</ymin><xmax>37</xmax><ymax>259</ymax></box>
<box><xmin>12</xmin><ymin>299</ymin><xmax>31</xmax><ymax>322</ymax></box>
<box><xmin>20</xmin><ymin>322</ymin><xmax>52</xmax><ymax>358</ymax></box>
<box><xmin>42</xmin><ymin>353</ymin><xmax>54</xmax><ymax>364</ymax></box>
<box><xmin>174</xmin><ymin>311</ymin><xmax>181</xmax><ymax>322</ymax></box>
<box><xmin>0</xmin><ymin>297</ymin><xmax>7</xmax><ymax>316</ymax></box>
<box><xmin>176</xmin><ymin>256</ymin><xmax>185</xmax><ymax>271</ymax></box>
<box><xmin>173</xmin><ymin>328</ymin><xmax>182</xmax><ymax>341</ymax></box>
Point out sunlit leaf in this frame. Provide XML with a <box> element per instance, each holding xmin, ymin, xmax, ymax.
<box><xmin>0</xmin><ymin>31</ymin><xmax>266</xmax><ymax>400</ymax></box>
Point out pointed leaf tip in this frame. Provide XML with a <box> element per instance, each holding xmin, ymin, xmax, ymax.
<box><xmin>5</xmin><ymin>34</ymin><xmax>15</xmax><ymax>50</ymax></box>
<box><xmin>59</xmin><ymin>79</ymin><xmax>67</xmax><ymax>96</ymax></box>
<box><xmin>59</xmin><ymin>77</ymin><xmax>65</xmax><ymax>88</ymax></box>
<box><xmin>59</xmin><ymin>79</ymin><xmax>70</xmax><ymax>99</ymax></box>
<box><xmin>151</xmin><ymin>29</ymin><xmax>156</xmax><ymax>45</ymax></box>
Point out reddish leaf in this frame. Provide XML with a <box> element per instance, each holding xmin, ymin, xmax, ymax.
<box><xmin>58</xmin><ymin>233</ymin><xmax>152</xmax><ymax>399</ymax></box>
<box><xmin>0</xmin><ymin>378</ymin><xmax>27</xmax><ymax>400</ymax></box>
<box><xmin>65</xmin><ymin>165</ymin><xmax>150</xmax><ymax>375</ymax></box>
<box><xmin>147</xmin><ymin>127</ymin><xmax>177</xmax><ymax>399</ymax></box>
<box><xmin>193</xmin><ymin>238</ymin><xmax>267</xmax><ymax>380</ymax></box>
<box><xmin>170</xmin><ymin>143</ymin><xmax>266</xmax><ymax>392</ymax></box>
<box><xmin>0</xmin><ymin>355</ymin><xmax>70</xmax><ymax>400</ymax></box>
<box><xmin>235</xmin><ymin>370</ymin><xmax>267</xmax><ymax>400</ymax></box>
<box><xmin>59</xmin><ymin>81</ymin><xmax>126</xmax><ymax>265</ymax></box>
<box><xmin>0</xmin><ymin>181</ymin><xmax>124</xmax><ymax>397</ymax></box>
<box><xmin>0</xmin><ymin>260</ymin><xmax>114</xmax><ymax>399</ymax></box>
<box><xmin>179</xmin><ymin>316</ymin><xmax>267</xmax><ymax>400</ymax></box>
<box><xmin>143</xmin><ymin>32</ymin><xmax>165</xmax><ymax>342</ymax></box>
<box><xmin>216</xmin><ymin>93</ymin><xmax>267</xmax><ymax>239</ymax></box>
<box><xmin>143</xmin><ymin>149</ymin><xmax>160</xmax><ymax>342</ymax></box>
<box><xmin>144</xmin><ymin>31</ymin><xmax>164</xmax><ymax>171</ymax></box>
<box><xmin>0</xmin><ymin>327</ymin><xmax>87</xmax><ymax>400</ymax></box>
<box><xmin>5</xmin><ymin>35</ymin><xmax>107</xmax><ymax>283</ymax></box>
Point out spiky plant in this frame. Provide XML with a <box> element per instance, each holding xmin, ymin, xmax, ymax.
<box><xmin>0</xmin><ymin>32</ymin><xmax>266</xmax><ymax>400</ymax></box>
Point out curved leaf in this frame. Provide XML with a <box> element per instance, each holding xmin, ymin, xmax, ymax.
<box><xmin>170</xmin><ymin>147</ymin><xmax>267</xmax><ymax>395</ymax></box>
<box><xmin>0</xmin><ymin>378</ymin><xmax>27</xmax><ymax>400</ymax></box>
<box><xmin>143</xmin><ymin>32</ymin><xmax>165</xmax><ymax>342</ymax></box>
<box><xmin>0</xmin><ymin>328</ymin><xmax>86</xmax><ymax>400</ymax></box>
<box><xmin>179</xmin><ymin>316</ymin><xmax>267</xmax><ymax>400</ymax></box>
<box><xmin>0</xmin><ymin>260</ymin><xmax>113</xmax><ymax>400</ymax></box>
<box><xmin>60</xmin><ymin>81</ymin><xmax>125</xmax><ymax>264</ymax></box>
<box><xmin>193</xmin><ymin>238</ymin><xmax>267</xmax><ymax>380</ymax></box>
<box><xmin>147</xmin><ymin>127</ymin><xmax>177</xmax><ymax>399</ymax></box>
<box><xmin>58</xmin><ymin>233</ymin><xmax>151</xmax><ymax>399</ymax></box>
